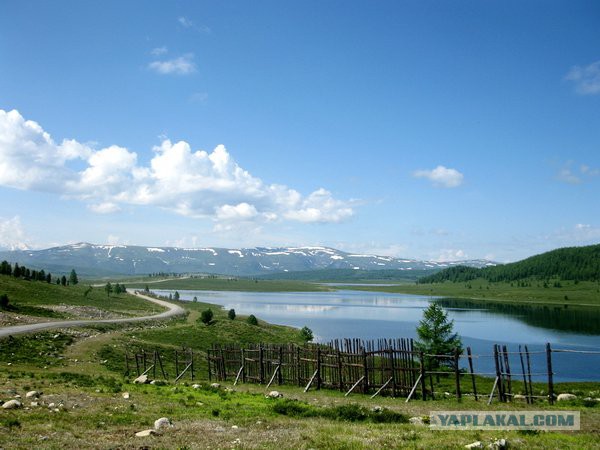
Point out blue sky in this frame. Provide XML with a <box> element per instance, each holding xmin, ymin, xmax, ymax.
<box><xmin>0</xmin><ymin>1</ymin><xmax>599</xmax><ymax>262</ymax></box>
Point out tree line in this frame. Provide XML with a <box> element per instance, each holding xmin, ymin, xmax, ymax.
<box><xmin>0</xmin><ymin>260</ymin><xmax>80</xmax><ymax>286</ymax></box>
<box><xmin>418</xmin><ymin>244</ymin><xmax>600</xmax><ymax>284</ymax></box>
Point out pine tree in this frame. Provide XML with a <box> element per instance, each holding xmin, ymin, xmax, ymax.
<box><xmin>415</xmin><ymin>303</ymin><xmax>462</xmax><ymax>370</ymax></box>
<box><xmin>61</xmin><ymin>275</ymin><xmax>67</xmax><ymax>286</ymax></box>
<box><xmin>69</xmin><ymin>269</ymin><xmax>79</xmax><ymax>285</ymax></box>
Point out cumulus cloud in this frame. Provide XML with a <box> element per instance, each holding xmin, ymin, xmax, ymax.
<box><xmin>0</xmin><ymin>109</ymin><xmax>354</xmax><ymax>226</ymax></box>
<box><xmin>148</xmin><ymin>54</ymin><xmax>196</xmax><ymax>75</ymax></box>
<box><xmin>565</xmin><ymin>61</ymin><xmax>600</xmax><ymax>95</ymax></box>
<box><xmin>0</xmin><ymin>216</ymin><xmax>31</xmax><ymax>250</ymax></box>
<box><xmin>413</xmin><ymin>165</ymin><xmax>464</xmax><ymax>188</ymax></box>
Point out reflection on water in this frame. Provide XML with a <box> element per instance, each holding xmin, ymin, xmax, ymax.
<box><xmin>154</xmin><ymin>288</ymin><xmax>600</xmax><ymax>381</ymax></box>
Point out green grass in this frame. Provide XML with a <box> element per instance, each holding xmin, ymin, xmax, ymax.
<box><xmin>126</xmin><ymin>276</ymin><xmax>328</xmax><ymax>292</ymax></box>
<box><xmin>0</xmin><ymin>274</ymin><xmax>165</xmax><ymax>317</ymax></box>
<box><xmin>343</xmin><ymin>278</ymin><xmax>600</xmax><ymax>307</ymax></box>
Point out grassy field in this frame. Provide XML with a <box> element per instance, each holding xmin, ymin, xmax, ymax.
<box><xmin>342</xmin><ymin>278</ymin><xmax>600</xmax><ymax>307</ymax></box>
<box><xmin>126</xmin><ymin>276</ymin><xmax>329</xmax><ymax>292</ymax></box>
<box><xmin>0</xmin><ymin>275</ymin><xmax>164</xmax><ymax>322</ymax></box>
<box><xmin>2</xmin><ymin>277</ymin><xmax>600</xmax><ymax>448</ymax></box>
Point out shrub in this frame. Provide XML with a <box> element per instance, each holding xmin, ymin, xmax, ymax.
<box><xmin>0</xmin><ymin>294</ymin><xmax>9</xmax><ymax>310</ymax></box>
<box><xmin>228</xmin><ymin>309</ymin><xmax>236</xmax><ymax>320</ymax></box>
<box><xmin>200</xmin><ymin>309</ymin><xmax>214</xmax><ymax>325</ymax></box>
<box><xmin>246</xmin><ymin>314</ymin><xmax>258</xmax><ymax>326</ymax></box>
<box><xmin>300</xmin><ymin>326</ymin><xmax>313</xmax><ymax>342</ymax></box>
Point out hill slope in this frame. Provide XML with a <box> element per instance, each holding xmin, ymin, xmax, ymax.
<box><xmin>418</xmin><ymin>244</ymin><xmax>600</xmax><ymax>283</ymax></box>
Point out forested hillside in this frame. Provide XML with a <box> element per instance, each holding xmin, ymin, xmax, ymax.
<box><xmin>418</xmin><ymin>244</ymin><xmax>600</xmax><ymax>283</ymax></box>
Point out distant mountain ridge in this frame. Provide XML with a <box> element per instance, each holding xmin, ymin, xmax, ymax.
<box><xmin>0</xmin><ymin>242</ymin><xmax>495</xmax><ymax>277</ymax></box>
<box><xmin>418</xmin><ymin>243</ymin><xmax>600</xmax><ymax>283</ymax></box>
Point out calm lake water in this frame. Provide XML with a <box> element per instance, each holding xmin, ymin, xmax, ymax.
<box><xmin>155</xmin><ymin>288</ymin><xmax>600</xmax><ymax>381</ymax></box>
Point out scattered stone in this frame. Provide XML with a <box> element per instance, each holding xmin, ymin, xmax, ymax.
<box><xmin>488</xmin><ymin>438</ymin><xmax>508</xmax><ymax>449</ymax></box>
<box><xmin>231</xmin><ymin>438</ymin><xmax>241</xmax><ymax>446</ymax></box>
<box><xmin>225</xmin><ymin>387</ymin><xmax>235</xmax><ymax>393</ymax></box>
<box><xmin>133</xmin><ymin>375</ymin><xmax>149</xmax><ymax>384</ymax></box>
<box><xmin>557</xmin><ymin>393</ymin><xmax>577</xmax><ymax>401</ymax></box>
<box><xmin>371</xmin><ymin>406</ymin><xmax>383</xmax><ymax>413</ymax></box>
<box><xmin>122</xmin><ymin>392</ymin><xmax>130</xmax><ymax>399</ymax></box>
<box><xmin>192</xmin><ymin>384</ymin><xmax>201</xmax><ymax>389</ymax></box>
<box><xmin>154</xmin><ymin>417</ymin><xmax>172</xmax><ymax>430</ymax></box>
<box><xmin>210</xmin><ymin>383</ymin><xmax>220</xmax><ymax>389</ymax></box>
<box><xmin>409</xmin><ymin>416</ymin><xmax>425</xmax><ymax>426</ymax></box>
<box><xmin>48</xmin><ymin>403</ymin><xmax>56</xmax><ymax>409</ymax></box>
<box><xmin>14</xmin><ymin>394</ymin><xmax>21</xmax><ymax>399</ymax></box>
<box><xmin>26</xmin><ymin>391</ymin><xmax>40</xmax><ymax>399</ymax></box>
<box><xmin>267</xmin><ymin>391</ymin><xmax>282</xmax><ymax>399</ymax></box>
<box><xmin>513</xmin><ymin>394</ymin><xmax>526</xmax><ymax>401</ymax></box>
<box><xmin>1</xmin><ymin>399</ymin><xmax>21</xmax><ymax>409</ymax></box>
<box><xmin>135</xmin><ymin>429</ymin><xmax>157</xmax><ymax>437</ymax></box>
<box><xmin>465</xmin><ymin>442</ymin><xmax>483</xmax><ymax>449</ymax></box>
<box><xmin>214</xmin><ymin>426</ymin><xmax>225</xmax><ymax>433</ymax></box>
<box><xmin>231</xmin><ymin>425</ymin><xmax>239</xmax><ymax>430</ymax></box>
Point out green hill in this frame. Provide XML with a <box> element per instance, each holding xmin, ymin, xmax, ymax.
<box><xmin>419</xmin><ymin>244</ymin><xmax>600</xmax><ymax>284</ymax></box>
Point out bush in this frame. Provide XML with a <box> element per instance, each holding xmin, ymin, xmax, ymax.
<box><xmin>0</xmin><ymin>294</ymin><xmax>9</xmax><ymax>310</ymax></box>
<box><xmin>300</xmin><ymin>326</ymin><xmax>313</xmax><ymax>342</ymax></box>
<box><xmin>228</xmin><ymin>309</ymin><xmax>236</xmax><ymax>320</ymax></box>
<box><xmin>246</xmin><ymin>314</ymin><xmax>258</xmax><ymax>326</ymax></box>
<box><xmin>200</xmin><ymin>309</ymin><xmax>214</xmax><ymax>325</ymax></box>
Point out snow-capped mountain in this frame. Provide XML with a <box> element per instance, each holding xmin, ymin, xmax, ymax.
<box><xmin>0</xmin><ymin>242</ymin><xmax>496</xmax><ymax>277</ymax></box>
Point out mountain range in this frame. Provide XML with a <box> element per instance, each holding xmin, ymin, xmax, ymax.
<box><xmin>0</xmin><ymin>243</ymin><xmax>496</xmax><ymax>277</ymax></box>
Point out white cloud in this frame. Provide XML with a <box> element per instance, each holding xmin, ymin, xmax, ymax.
<box><xmin>435</xmin><ymin>248</ymin><xmax>467</xmax><ymax>262</ymax></box>
<box><xmin>0</xmin><ymin>216</ymin><xmax>31</xmax><ymax>250</ymax></box>
<box><xmin>150</xmin><ymin>46</ymin><xmax>168</xmax><ymax>56</ymax></box>
<box><xmin>148</xmin><ymin>54</ymin><xmax>196</xmax><ymax>75</ymax></box>
<box><xmin>565</xmin><ymin>61</ymin><xmax>600</xmax><ymax>95</ymax></box>
<box><xmin>178</xmin><ymin>16</ymin><xmax>193</xmax><ymax>28</ymax></box>
<box><xmin>413</xmin><ymin>165</ymin><xmax>464</xmax><ymax>188</ymax></box>
<box><xmin>556</xmin><ymin>162</ymin><xmax>599</xmax><ymax>184</ymax></box>
<box><xmin>0</xmin><ymin>109</ymin><xmax>354</xmax><ymax>227</ymax></box>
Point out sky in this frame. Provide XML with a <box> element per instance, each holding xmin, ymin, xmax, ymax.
<box><xmin>0</xmin><ymin>1</ymin><xmax>599</xmax><ymax>262</ymax></box>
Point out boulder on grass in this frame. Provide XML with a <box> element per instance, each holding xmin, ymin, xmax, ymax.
<box><xmin>135</xmin><ymin>429</ymin><xmax>157</xmax><ymax>437</ymax></box>
<box><xmin>133</xmin><ymin>375</ymin><xmax>149</xmax><ymax>384</ymax></box>
<box><xmin>1</xmin><ymin>399</ymin><xmax>21</xmax><ymax>410</ymax></box>
<box><xmin>154</xmin><ymin>417</ymin><xmax>172</xmax><ymax>430</ymax></box>
<box><xmin>557</xmin><ymin>393</ymin><xmax>577</xmax><ymax>401</ymax></box>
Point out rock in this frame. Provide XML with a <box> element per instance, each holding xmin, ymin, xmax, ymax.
<box><xmin>30</xmin><ymin>401</ymin><xmax>38</xmax><ymax>407</ymax></box>
<box><xmin>488</xmin><ymin>438</ymin><xmax>508</xmax><ymax>449</ymax></box>
<box><xmin>133</xmin><ymin>375</ymin><xmax>149</xmax><ymax>384</ymax></box>
<box><xmin>465</xmin><ymin>442</ymin><xmax>483</xmax><ymax>449</ymax></box>
<box><xmin>2</xmin><ymin>399</ymin><xmax>22</xmax><ymax>409</ymax></box>
<box><xmin>371</xmin><ymin>406</ymin><xmax>383</xmax><ymax>413</ymax></box>
<box><xmin>192</xmin><ymin>384</ymin><xmax>201</xmax><ymax>389</ymax></box>
<box><xmin>409</xmin><ymin>416</ymin><xmax>425</xmax><ymax>426</ymax></box>
<box><xmin>557</xmin><ymin>393</ymin><xmax>577</xmax><ymax>401</ymax></box>
<box><xmin>513</xmin><ymin>394</ymin><xmax>526</xmax><ymax>400</ymax></box>
<box><xmin>231</xmin><ymin>425</ymin><xmax>239</xmax><ymax>430</ymax></box>
<box><xmin>154</xmin><ymin>417</ymin><xmax>171</xmax><ymax>430</ymax></box>
<box><xmin>267</xmin><ymin>391</ymin><xmax>282</xmax><ymax>399</ymax></box>
<box><xmin>14</xmin><ymin>394</ymin><xmax>21</xmax><ymax>399</ymax></box>
<box><xmin>135</xmin><ymin>429</ymin><xmax>157</xmax><ymax>437</ymax></box>
<box><xmin>26</xmin><ymin>391</ymin><xmax>40</xmax><ymax>399</ymax></box>
<box><xmin>210</xmin><ymin>383</ymin><xmax>220</xmax><ymax>389</ymax></box>
<box><xmin>122</xmin><ymin>392</ymin><xmax>130</xmax><ymax>399</ymax></box>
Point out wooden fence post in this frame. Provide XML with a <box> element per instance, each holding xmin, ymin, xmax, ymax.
<box><xmin>316</xmin><ymin>347</ymin><xmax>322</xmax><ymax>390</ymax></box>
<box><xmin>337</xmin><ymin>349</ymin><xmax>343</xmax><ymax>392</ymax></box>
<box><xmin>454</xmin><ymin>348</ymin><xmax>461</xmax><ymax>401</ymax></box>
<box><xmin>467</xmin><ymin>347</ymin><xmax>478</xmax><ymax>401</ymax></box>
<box><xmin>259</xmin><ymin>345</ymin><xmax>265</xmax><ymax>384</ymax></box>
<box><xmin>362</xmin><ymin>348</ymin><xmax>369</xmax><ymax>394</ymax></box>
<box><xmin>493</xmin><ymin>345</ymin><xmax>504</xmax><ymax>402</ymax></box>
<box><xmin>546</xmin><ymin>343</ymin><xmax>554</xmax><ymax>405</ymax></box>
<box><xmin>419</xmin><ymin>351</ymin><xmax>426</xmax><ymax>400</ymax></box>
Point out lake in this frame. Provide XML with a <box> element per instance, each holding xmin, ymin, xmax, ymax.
<box><xmin>154</xmin><ymin>288</ymin><xmax>600</xmax><ymax>381</ymax></box>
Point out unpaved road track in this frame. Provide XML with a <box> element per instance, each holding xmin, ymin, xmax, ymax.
<box><xmin>0</xmin><ymin>292</ymin><xmax>185</xmax><ymax>338</ymax></box>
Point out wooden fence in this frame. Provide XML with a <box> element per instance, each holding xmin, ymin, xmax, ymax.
<box><xmin>123</xmin><ymin>340</ymin><xmax>600</xmax><ymax>403</ymax></box>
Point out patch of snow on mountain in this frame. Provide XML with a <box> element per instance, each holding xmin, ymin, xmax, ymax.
<box><xmin>228</xmin><ymin>250</ymin><xmax>244</xmax><ymax>257</ymax></box>
<box><xmin>147</xmin><ymin>248</ymin><xmax>165</xmax><ymax>253</ymax></box>
<box><xmin>330</xmin><ymin>255</ymin><xmax>344</xmax><ymax>260</ymax></box>
<box><xmin>198</xmin><ymin>248</ymin><xmax>218</xmax><ymax>256</ymax></box>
